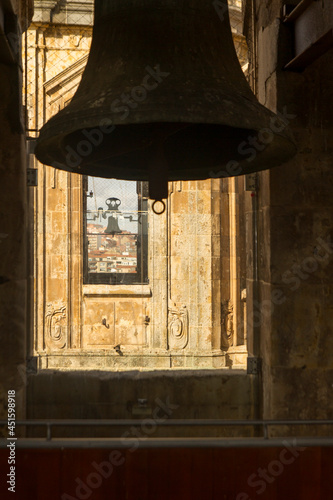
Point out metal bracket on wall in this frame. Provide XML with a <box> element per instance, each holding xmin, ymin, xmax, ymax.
<box><xmin>247</xmin><ymin>356</ymin><xmax>262</xmax><ymax>375</ymax></box>
<box><xmin>27</xmin><ymin>139</ymin><xmax>37</xmax><ymax>186</ymax></box>
<box><xmin>27</xmin><ymin>138</ymin><xmax>36</xmax><ymax>155</ymax></box>
<box><xmin>244</xmin><ymin>173</ymin><xmax>259</xmax><ymax>192</ymax></box>
<box><xmin>27</xmin><ymin>169</ymin><xmax>38</xmax><ymax>186</ymax></box>
<box><xmin>283</xmin><ymin>0</ymin><xmax>333</xmax><ymax>72</ymax></box>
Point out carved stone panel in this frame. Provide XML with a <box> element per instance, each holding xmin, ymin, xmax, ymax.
<box><xmin>168</xmin><ymin>303</ymin><xmax>188</xmax><ymax>350</ymax></box>
<box><xmin>221</xmin><ymin>299</ymin><xmax>234</xmax><ymax>349</ymax></box>
<box><xmin>82</xmin><ymin>298</ymin><xmax>147</xmax><ymax>348</ymax></box>
<box><xmin>45</xmin><ymin>303</ymin><xmax>67</xmax><ymax>349</ymax></box>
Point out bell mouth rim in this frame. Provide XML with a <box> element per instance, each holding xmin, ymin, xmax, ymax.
<box><xmin>35</xmin><ymin>119</ymin><xmax>296</xmax><ymax>183</ymax></box>
<box><xmin>36</xmin><ymin>110</ymin><xmax>295</xmax><ymax>152</ymax></box>
<box><xmin>36</xmin><ymin>149</ymin><xmax>296</xmax><ymax>182</ymax></box>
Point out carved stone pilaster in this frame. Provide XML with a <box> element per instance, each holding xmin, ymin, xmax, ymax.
<box><xmin>167</xmin><ymin>303</ymin><xmax>188</xmax><ymax>350</ymax></box>
<box><xmin>45</xmin><ymin>303</ymin><xmax>67</xmax><ymax>349</ymax></box>
<box><xmin>221</xmin><ymin>299</ymin><xmax>234</xmax><ymax>349</ymax></box>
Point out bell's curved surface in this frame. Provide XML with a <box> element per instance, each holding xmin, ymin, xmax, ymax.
<box><xmin>35</xmin><ymin>0</ymin><xmax>296</xmax><ymax>188</ymax></box>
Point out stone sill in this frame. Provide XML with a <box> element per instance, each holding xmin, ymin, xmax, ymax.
<box><xmin>83</xmin><ymin>284</ymin><xmax>152</xmax><ymax>297</ymax></box>
<box><xmin>227</xmin><ymin>345</ymin><xmax>248</xmax><ymax>353</ymax></box>
<box><xmin>36</xmin><ymin>350</ymin><xmax>248</xmax><ymax>371</ymax></box>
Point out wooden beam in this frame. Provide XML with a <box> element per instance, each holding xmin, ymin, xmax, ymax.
<box><xmin>283</xmin><ymin>0</ymin><xmax>333</xmax><ymax>71</ymax></box>
<box><xmin>283</xmin><ymin>0</ymin><xmax>316</xmax><ymax>23</ymax></box>
<box><xmin>285</xmin><ymin>29</ymin><xmax>333</xmax><ymax>71</ymax></box>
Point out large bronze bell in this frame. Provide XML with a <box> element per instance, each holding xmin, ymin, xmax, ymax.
<box><xmin>35</xmin><ymin>0</ymin><xmax>296</xmax><ymax>201</ymax></box>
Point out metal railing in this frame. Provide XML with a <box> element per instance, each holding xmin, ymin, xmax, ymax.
<box><xmin>1</xmin><ymin>419</ymin><xmax>333</xmax><ymax>449</ymax></box>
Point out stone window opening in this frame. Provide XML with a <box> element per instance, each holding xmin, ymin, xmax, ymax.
<box><xmin>83</xmin><ymin>177</ymin><xmax>149</xmax><ymax>285</ymax></box>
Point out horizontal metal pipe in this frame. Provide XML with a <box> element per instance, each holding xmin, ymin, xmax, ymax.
<box><xmin>1</xmin><ymin>437</ymin><xmax>333</xmax><ymax>450</ymax></box>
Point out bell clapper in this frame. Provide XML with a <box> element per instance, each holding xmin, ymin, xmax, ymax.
<box><xmin>148</xmin><ymin>134</ymin><xmax>169</xmax><ymax>215</ymax></box>
<box><xmin>147</xmin><ymin>124</ymin><xmax>190</xmax><ymax>214</ymax></box>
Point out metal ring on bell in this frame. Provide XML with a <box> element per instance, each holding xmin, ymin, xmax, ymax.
<box><xmin>152</xmin><ymin>200</ymin><xmax>166</xmax><ymax>215</ymax></box>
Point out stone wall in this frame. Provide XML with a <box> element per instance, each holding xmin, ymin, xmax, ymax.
<box><xmin>252</xmin><ymin>0</ymin><xmax>333</xmax><ymax>430</ymax></box>
<box><xmin>0</xmin><ymin>0</ymin><xmax>33</xmax><ymax>429</ymax></box>
<box><xmin>27</xmin><ymin>369</ymin><xmax>255</xmax><ymax>437</ymax></box>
